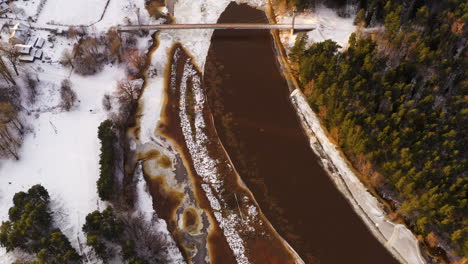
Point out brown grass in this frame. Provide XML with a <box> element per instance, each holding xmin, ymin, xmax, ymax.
<box><xmin>158</xmin><ymin>154</ymin><xmax>172</xmax><ymax>169</ymax></box>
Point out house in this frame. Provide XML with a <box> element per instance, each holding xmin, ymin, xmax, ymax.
<box><xmin>32</xmin><ymin>48</ymin><xmax>42</xmax><ymax>59</ymax></box>
<box><xmin>12</xmin><ymin>23</ymin><xmax>30</xmax><ymax>32</ymax></box>
<box><xmin>35</xmin><ymin>38</ymin><xmax>45</xmax><ymax>48</ymax></box>
<box><xmin>14</xmin><ymin>44</ymin><xmax>32</xmax><ymax>55</ymax></box>
<box><xmin>30</xmin><ymin>36</ymin><xmax>38</xmax><ymax>46</ymax></box>
<box><xmin>19</xmin><ymin>55</ymin><xmax>34</xmax><ymax>62</ymax></box>
<box><xmin>0</xmin><ymin>2</ymin><xmax>9</xmax><ymax>15</ymax></box>
<box><xmin>10</xmin><ymin>30</ymin><xmax>28</xmax><ymax>44</ymax></box>
<box><xmin>9</xmin><ymin>23</ymin><xmax>30</xmax><ymax>45</ymax></box>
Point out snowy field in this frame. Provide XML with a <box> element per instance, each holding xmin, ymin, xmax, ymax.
<box><xmin>0</xmin><ymin>0</ymin><xmax>185</xmax><ymax>262</ymax></box>
<box><xmin>37</xmin><ymin>0</ymin><xmax>109</xmax><ymax>26</ymax></box>
<box><xmin>10</xmin><ymin>0</ymin><xmax>43</xmax><ymax>19</ymax></box>
<box><xmin>0</xmin><ymin>63</ymin><xmax>125</xmax><ymax>263</ymax></box>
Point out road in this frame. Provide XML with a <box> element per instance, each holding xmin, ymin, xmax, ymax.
<box><xmin>118</xmin><ymin>23</ymin><xmax>314</xmax><ymax>32</ymax></box>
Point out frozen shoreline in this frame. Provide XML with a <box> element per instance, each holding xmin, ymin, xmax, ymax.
<box><xmin>290</xmin><ymin>89</ymin><xmax>425</xmax><ymax>264</ymax></box>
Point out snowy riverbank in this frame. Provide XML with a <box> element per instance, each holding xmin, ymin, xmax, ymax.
<box><xmin>290</xmin><ymin>89</ymin><xmax>425</xmax><ymax>264</ymax></box>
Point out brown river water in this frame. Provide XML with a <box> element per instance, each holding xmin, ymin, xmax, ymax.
<box><xmin>203</xmin><ymin>3</ymin><xmax>399</xmax><ymax>264</ymax></box>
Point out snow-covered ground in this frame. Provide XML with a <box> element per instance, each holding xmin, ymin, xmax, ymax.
<box><xmin>0</xmin><ymin>63</ymin><xmax>124</xmax><ymax>263</ymax></box>
<box><xmin>278</xmin><ymin>6</ymin><xmax>356</xmax><ymax>50</ymax></box>
<box><xmin>0</xmin><ymin>0</ymin><xmax>184</xmax><ymax>263</ymax></box>
<box><xmin>37</xmin><ymin>0</ymin><xmax>109</xmax><ymax>26</ymax></box>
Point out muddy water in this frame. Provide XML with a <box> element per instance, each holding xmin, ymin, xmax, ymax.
<box><xmin>204</xmin><ymin>3</ymin><xmax>399</xmax><ymax>264</ymax></box>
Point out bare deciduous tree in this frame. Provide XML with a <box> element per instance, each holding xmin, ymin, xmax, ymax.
<box><xmin>60</xmin><ymin>79</ymin><xmax>77</xmax><ymax>111</ymax></box>
<box><xmin>60</xmin><ymin>49</ymin><xmax>75</xmax><ymax>68</ymax></box>
<box><xmin>123</xmin><ymin>49</ymin><xmax>147</xmax><ymax>78</ymax></box>
<box><xmin>116</xmin><ymin>78</ymin><xmax>142</xmax><ymax>106</ymax></box>
<box><xmin>107</xmin><ymin>28</ymin><xmax>122</xmax><ymax>62</ymax></box>
<box><xmin>0</xmin><ymin>44</ymin><xmax>21</xmax><ymax>76</ymax></box>
<box><xmin>0</xmin><ymin>86</ymin><xmax>23</xmax><ymax>160</ymax></box>
<box><xmin>67</xmin><ymin>26</ymin><xmax>79</xmax><ymax>41</ymax></box>
<box><xmin>22</xmin><ymin>71</ymin><xmax>38</xmax><ymax>104</ymax></box>
<box><xmin>0</xmin><ymin>56</ymin><xmax>16</xmax><ymax>85</ymax></box>
<box><xmin>111</xmin><ymin>78</ymin><xmax>143</xmax><ymax>127</ymax></box>
<box><xmin>102</xmin><ymin>93</ymin><xmax>112</xmax><ymax>111</ymax></box>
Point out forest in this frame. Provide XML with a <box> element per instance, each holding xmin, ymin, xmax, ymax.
<box><xmin>0</xmin><ymin>185</ymin><xmax>80</xmax><ymax>263</ymax></box>
<box><xmin>288</xmin><ymin>0</ymin><xmax>467</xmax><ymax>260</ymax></box>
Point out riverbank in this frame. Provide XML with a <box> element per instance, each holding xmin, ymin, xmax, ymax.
<box><xmin>266</xmin><ymin>3</ymin><xmax>426</xmax><ymax>264</ymax></box>
<box><xmin>133</xmin><ymin>2</ymin><xmax>307</xmax><ymax>262</ymax></box>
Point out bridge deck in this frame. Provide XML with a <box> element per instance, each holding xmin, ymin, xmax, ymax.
<box><xmin>118</xmin><ymin>23</ymin><xmax>314</xmax><ymax>32</ymax></box>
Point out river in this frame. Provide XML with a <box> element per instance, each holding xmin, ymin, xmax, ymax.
<box><xmin>204</xmin><ymin>3</ymin><xmax>399</xmax><ymax>263</ymax></box>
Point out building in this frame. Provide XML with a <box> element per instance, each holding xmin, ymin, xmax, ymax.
<box><xmin>35</xmin><ymin>37</ymin><xmax>45</xmax><ymax>48</ymax></box>
<box><xmin>12</xmin><ymin>23</ymin><xmax>30</xmax><ymax>32</ymax></box>
<box><xmin>14</xmin><ymin>44</ymin><xmax>32</xmax><ymax>55</ymax></box>
<box><xmin>9</xmin><ymin>23</ymin><xmax>30</xmax><ymax>45</ymax></box>
<box><xmin>32</xmin><ymin>48</ymin><xmax>42</xmax><ymax>59</ymax></box>
<box><xmin>0</xmin><ymin>2</ymin><xmax>9</xmax><ymax>15</ymax></box>
<box><xmin>19</xmin><ymin>55</ymin><xmax>34</xmax><ymax>62</ymax></box>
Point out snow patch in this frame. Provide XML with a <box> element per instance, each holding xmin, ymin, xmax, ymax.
<box><xmin>278</xmin><ymin>6</ymin><xmax>357</xmax><ymax>51</ymax></box>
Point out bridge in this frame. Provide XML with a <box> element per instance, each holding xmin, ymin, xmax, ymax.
<box><xmin>117</xmin><ymin>23</ymin><xmax>314</xmax><ymax>33</ymax></box>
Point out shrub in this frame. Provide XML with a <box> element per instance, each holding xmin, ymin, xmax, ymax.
<box><xmin>83</xmin><ymin>207</ymin><xmax>146</xmax><ymax>263</ymax></box>
<box><xmin>60</xmin><ymin>79</ymin><xmax>77</xmax><ymax>111</ymax></box>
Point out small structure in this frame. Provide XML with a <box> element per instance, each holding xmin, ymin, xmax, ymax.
<box><xmin>0</xmin><ymin>2</ymin><xmax>9</xmax><ymax>15</ymax></box>
<box><xmin>32</xmin><ymin>48</ymin><xmax>42</xmax><ymax>59</ymax></box>
<box><xmin>30</xmin><ymin>36</ymin><xmax>38</xmax><ymax>46</ymax></box>
<box><xmin>14</xmin><ymin>44</ymin><xmax>32</xmax><ymax>54</ymax></box>
<box><xmin>35</xmin><ymin>37</ymin><xmax>45</xmax><ymax>48</ymax></box>
<box><xmin>19</xmin><ymin>55</ymin><xmax>34</xmax><ymax>62</ymax></box>
<box><xmin>9</xmin><ymin>23</ymin><xmax>30</xmax><ymax>45</ymax></box>
<box><xmin>12</xmin><ymin>23</ymin><xmax>30</xmax><ymax>32</ymax></box>
<box><xmin>10</xmin><ymin>30</ymin><xmax>28</xmax><ymax>44</ymax></box>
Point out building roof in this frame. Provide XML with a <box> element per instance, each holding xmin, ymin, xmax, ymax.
<box><xmin>33</xmin><ymin>48</ymin><xmax>43</xmax><ymax>59</ymax></box>
<box><xmin>12</xmin><ymin>23</ymin><xmax>30</xmax><ymax>32</ymax></box>
<box><xmin>14</xmin><ymin>44</ymin><xmax>32</xmax><ymax>54</ymax></box>
<box><xmin>30</xmin><ymin>36</ymin><xmax>38</xmax><ymax>46</ymax></box>
<box><xmin>10</xmin><ymin>30</ymin><xmax>28</xmax><ymax>43</ymax></box>
<box><xmin>35</xmin><ymin>38</ymin><xmax>45</xmax><ymax>48</ymax></box>
<box><xmin>19</xmin><ymin>55</ymin><xmax>34</xmax><ymax>62</ymax></box>
<box><xmin>0</xmin><ymin>2</ymin><xmax>9</xmax><ymax>14</ymax></box>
